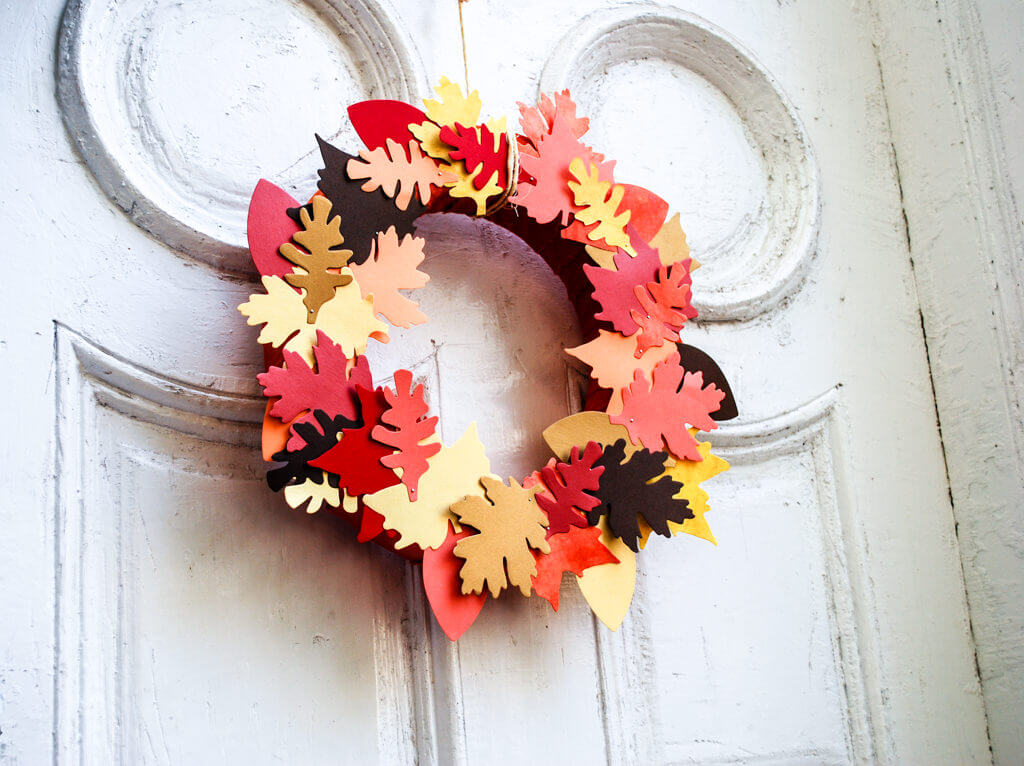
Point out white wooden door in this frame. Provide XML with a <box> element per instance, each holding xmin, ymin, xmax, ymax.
<box><xmin>0</xmin><ymin>0</ymin><xmax>1002</xmax><ymax>763</ymax></box>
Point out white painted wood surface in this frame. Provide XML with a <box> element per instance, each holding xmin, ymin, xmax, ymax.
<box><xmin>1</xmin><ymin>0</ymin><xmax>1017</xmax><ymax>763</ymax></box>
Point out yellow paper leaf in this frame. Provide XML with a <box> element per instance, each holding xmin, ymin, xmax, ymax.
<box><xmin>637</xmin><ymin>432</ymin><xmax>729</xmax><ymax>548</ymax></box>
<box><xmin>447</xmin><ymin>164</ymin><xmax>503</xmax><ymax>215</ymax></box>
<box><xmin>576</xmin><ymin>515</ymin><xmax>636</xmax><ymax>631</ymax></box>
<box><xmin>566</xmin><ymin>330</ymin><xmax>676</xmax><ymax>415</ymax></box>
<box><xmin>283</xmin><ymin>473</ymin><xmax>340</xmax><ymax>513</ymax></box>
<box><xmin>365</xmin><ymin>423</ymin><xmax>493</xmax><ymax>550</ymax></box>
<box><xmin>423</xmin><ymin>76</ymin><xmax>482</xmax><ymax>129</ymax></box>
<box><xmin>239</xmin><ymin>275</ymin><xmax>389</xmax><ymax>366</ymax></box>
<box><xmin>567</xmin><ymin>158</ymin><xmax>633</xmax><ymax>254</ymax></box>
<box><xmin>542</xmin><ymin>411</ymin><xmax>641</xmax><ymax>462</ymax></box>
<box><xmin>650</xmin><ymin>211</ymin><xmax>699</xmax><ymax>270</ymax></box>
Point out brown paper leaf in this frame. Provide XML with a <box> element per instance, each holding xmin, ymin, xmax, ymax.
<box><xmin>279</xmin><ymin>196</ymin><xmax>353</xmax><ymax>321</ymax></box>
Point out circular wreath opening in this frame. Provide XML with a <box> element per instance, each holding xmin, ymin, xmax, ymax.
<box><xmin>239</xmin><ymin>78</ymin><xmax>737</xmax><ymax>639</ymax></box>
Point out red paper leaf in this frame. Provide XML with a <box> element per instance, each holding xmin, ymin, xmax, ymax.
<box><xmin>511</xmin><ymin>113</ymin><xmax>613</xmax><ymax>226</ymax></box>
<box><xmin>371</xmin><ymin>369</ymin><xmax>442</xmax><ymax>501</ymax></box>
<box><xmin>347</xmin><ymin>99</ymin><xmax>428</xmax><ymax>152</ymax></box>
<box><xmin>531</xmin><ymin>525</ymin><xmax>618</xmax><ymax>611</ymax></box>
<box><xmin>583</xmin><ymin>234</ymin><xmax>662</xmax><ymax>335</ymax></box>
<box><xmin>562</xmin><ymin>184</ymin><xmax>668</xmax><ymax>249</ymax></box>
<box><xmin>309</xmin><ymin>386</ymin><xmax>402</xmax><ymax>496</ymax></box>
<box><xmin>630</xmin><ymin>262</ymin><xmax>698</xmax><ymax>355</ymax></box>
<box><xmin>247</xmin><ymin>179</ymin><xmax>300</xmax><ymax>279</ymax></box>
<box><xmin>536</xmin><ymin>441</ymin><xmax>605</xmax><ymax>536</ymax></box>
<box><xmin>423</xmin><ymin>524</ymin><xmax>487</xmax><ymax>640</ymax></box>
<box><xmin>610</xmin><ymin>352</ymin><xmax>725</xmax><ymax>461</ymax></box>
<box><xmin>439</xmin><ymin>122</ymin><xmax>509</xmax><ymax>190</ymax></box>
<box><xmin>256</xmin><ymin>331</ymin><xmax>373</xmax><ymax>451</ymax></box>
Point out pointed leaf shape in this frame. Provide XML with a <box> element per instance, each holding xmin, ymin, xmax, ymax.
<box><xmin>576</xmin><ymin>516</ymin><xmax>636</xmax><ymax>631</ymax></box>
<box><xmin>675</xmin><ymin>343</ymin><xmax>738</xmax><ymax>421</ymax></box>
<box><xmin>423</xmin><ymin>524</ymin><xmax>487</xmax><ymax>640</ymax></box>
<box><xmin>566</xmin><ymin>330</ymin><xmax>676</xmax><ymax>414</ymax></box>
<box><xmin>247</xmin><ymin>179</ymin><xmax>300</xmax><ymax>278</ymax></box>
<box><xmin>347</xmin><ymin>99</ymin><xmax>428</xmax><ymax>151</ymax></box>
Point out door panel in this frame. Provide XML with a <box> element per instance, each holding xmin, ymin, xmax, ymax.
<box><xmin>0</xmin><ymin>0</ymin><xmax>992</xmax><ymax>763</ymax></box>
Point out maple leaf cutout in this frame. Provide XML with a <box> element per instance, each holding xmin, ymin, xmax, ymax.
<box><xmin>517</xmin><ymin>90</ymin><xmax>590</xmax><ymax>156</ymax></box>
<box><xmin>583</xmin><ymin>238</ymin><xmax>662</xmax><ymax>336</ymax></box>
<box><xmin>588</xmin><ymin>440</ymin><xmax>691</xmax><ymax>552</ymax></box>
<box><xmin>565</xmin><ymin>330</ymin><xmax>676</xmax><ymax>415</ymax></box>
<box><xmin>346</xmin><ymin>138</ymin><xmax>453</xmax><ymax>211</ymax></box>
<box><xmin>531</xmin><ymin>525</ymin><xmax>618</xmax><ymax>611</ymax></box>
<box><xmin>452</xmin><ymin>476</ymin><xmax>551</xmax><ymax>598</ymax></box>
<box><xmin>512</xmin><ymin>113</ymin><xmax>613</xmax><ymax>226</ymax></box>
<box><xmin>278</xmin><ymin>195</ymin><xmax>354</xmax><ymax>321</ymax></box>
<box><xmin>371</xmin><ymin>369</ymin><xmax>442</xmax><ymax>501</ymax></box>
<box><xmin>348</xmin><ymin>226</ymin><xmax>429</xmax><ymax>328</ymax></box>
<box><xmin>630</xmin><ymin>261</ymin><xmax>698</xmax><ymax>356</ymax></box>
<box><xmin>238</xmin><ymin>275</ymin><xmax>388</xmax><ymax>366</ymax></box>
<box><xmin>610</xmin><ymin>352</ymin><xmax>725</xmax><ymax>461</ymax></box>
<box><xmin>568</xmin><ymin>159</ymin><xmax>633</xmax><ymax>253</ymax></box>
<box><xmin>536</xmin><ymin>441</ymin><xmax>605</xmax><ymax>536</ymax></box>
<box><xmin>410</xmin><ymin>77</ymin><xmax>483</xmax><ymax>162</ymax></box>
<box><xmin>439</xmin><ymin>122</ymin><xmax>509</xmax><ymax>191</ymax></box>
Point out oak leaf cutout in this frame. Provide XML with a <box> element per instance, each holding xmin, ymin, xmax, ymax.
<box><xmin>610</xmin><ymin>352</ymin><xmax>725</xmax><ymax>461</ymax></box>
<box><xmin>536</xmin><ymin>441</ymin><xmax>605</xmax><ymax>536</ymax></box>
<box><xmin>630</xmin><ymin>261</ymin><xmax>698</xmax><ymax>355</ymax></box>
<box><xmin>371</xmin><ymin>369</ymin><xmax>442</xmax><ymax>501</ymax></box>
<box><xmin>348</xmin><ymin>226</ymin><xmax>430</xmax><ymax>328</ymax></box>
<box><xmin>583</xmin><ymin>239</ymin><xmax>662</xmax><ymax>337</ymax></box>
<box><xmin>278</xmin><ymin>195</ymin><xmax>354</xmax><ymax>321</ymax></box>
<box><xmin>566</xmin><ymin>330</ymin><xmax>676</xmax><ymax>415</ymax></box>
<box><xmin>567</xmin><ymin>159</ymin><xmax>633</xmax><ymax>253</ymax></box>
<box><xmin>587</xmin><ymin>440</ymin><xmax>691</xmax><ymax>552</ymax></box>
<box><xmin>531</xmin><ymin>524</ymin><xmax>618</xmax><ymax>610</ymax></box>
<box><xmin>346</xmin><ymin>138</ymin><xmax>453</xmax><ymax>211</ymax></box>
<box><xmin>283</xmin><ymin>471</ymin><xmax>341</xmax><ymax>513</ymax></box>
<box><xmin>439</xmin><ymin>122</ymin><xmax>508</xmax><ymax>191</ymax></box>
<box><xmin>452</xmin><ymin>476</ymin><xmax>550</xmax><ymax>598</ymax></box>
<box><xmin>238</xmin><ymin>275</ymin><xmax>388</xmax><ymax>366</ymax></box>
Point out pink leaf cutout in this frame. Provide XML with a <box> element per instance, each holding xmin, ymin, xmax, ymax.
<box><xmin>348</xmin><ymin>226</ymin><xmax>429</xmax><ymax>328</ymax></box>
<box><xmin>247</xmin><ymin>179</ymin><xmax>300</xmax><ymax>279</ymax></box>
<box><xmin>583</xmin><ymin>233</ymin><xmax>662</xmax><ymax>335</ymax></box>
<box><xmin>371</xmin><ymin>369</ymin><xmax>442</xmax><ymax>501</ymax></box>
<box><xmin>610</xmin><ymin>352</ymin><xmax>725</xmax><ymax>461</ymax></box>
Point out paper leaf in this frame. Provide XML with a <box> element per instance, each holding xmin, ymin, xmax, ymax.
<box><xmin>639</xmin><ymin>433</ymin><xmax>730</xmax><ymax>548</ymax></box>
<box><xmin>542</xmin><ymin>411</ymin><xmax>641</xmax><ymax>462</ymax></box>
<box><xmin>439</xmin><ymin>122</ymin><xmax>509</xmax><ymax>191</ymax></box>
<box><xmin>517</xmin><ymin>90</ymin><xmax>589</xmax><ymax>154</ymax></box>
<box><xmin>238</xmin><ymin>275</ymin><xmax>389</xmax><ymax>366</ymax></box>
<box><xmin>346</xmin><ymin>138</ymin><xmax>453</xmax><ymax>211</ymax></box>
<box><xmin>447</xmin><ymin>163</ymin><xmax>503</xmax><ymax>215</ymax></box>
<box><xmin>283</xmin><ymin>472</ymin><xmax>340</xmax><ymax>513</ymax></box>
<box><xmin>575</xmin><ymin>516</ymin><xmax>636</xmax><ymax>631</ymax></box>
<box><xmin>309</xmin><ymin>386</ymin><xmax>402</xmax><ymax>496</ymax></box>
<box><xmin>371</xmin><ymin>370</ymin><xmax>442</xmax><ymax>501</ymax></box>
<box><xmin>364</xmin><ymin>423</ymin><xmax>491</xmax><ymax>550</ymax></box>
<box><xmin>452</xmin><ymin>476</ymin><xmax>550</xmax><ymax>598</ymax></box>
<box><xmin>568</xmin><ymin>159</ymin><xmax>633</xmax><ymax>253</ymax></box>
<box><xmin>610</xmin><ymin>352</ymin><xmax>724</xmax><ymax>461</ymax></box>
<box><xmin>563</xmin><ymin>184</ymin><xmax>668</xmax><ymax>251</ymax></box>
<box><xmin>348</xmin><ymin>227</ymin><xmax>429</xmax><ymax>329</ymax></box>
<box><xmin>267</xmin><ymin>410</ymin><xmax>351</xmax><ymax>492</ymax></box>
<box><xmin>536</xmin><ymin>441</ymin><xmax>605</xmax><ymax>536</ymax></box>
<box><xmin>423</xmin><ymin>523</ymin><xmax>487</xmax><ymax>641</ymax></box>
<box><xmin>650</xmin><ymin>211</ymin><xmax>697</xmax><ymax>269</ymax></box>
<box><xmin>512</xmin><ymin>113</ymin><xmax>612</xmax><ymax>225</ymax></box>
<box><xmin>531</xmin><ymin>525</ymin><xmax>618</xmax><ymax>611</ymax></box>
<box><xmin>587</xmin><ymin>440</ymin><xmax>690</xmax><ymax>552</ymax></box>
<box><xmin>347</xmin><ymin>99</ymin><xmax>428</xmax><ymax>151</ymax></box>
<box><xmin>262</xmin><ymin>399</ymin><xmax>291</xmax><ymax>461</ymax></box>
<box><xmin>257</xmin><ymin>331</ymin><xmax>369</xmax><ymax>422</ymax></box>
<box><xmin>583</xmin><ymin>238</ymin><xmax>662</xmax><ymax>336</ymax></box>
<box><xmin>566</xmin><ymin>330</ymin><xmax>676</xmax><ymax>414</ymax></box>
<box><xmin>247</xmin><ymin>179</ymin><xmax>301</xmax><ymax>278</ymax></box>
<box><xmin>315</xmin><ymin>134</ymin><xmax>425</xmax><ymax>263</ymax></box>
<box><xmin>423</xmin><ymin>76</ymin><xmax>482</xmax><ymax>129</ymax></box>
<box><xmin>630</xmin><ymin>261</ymin><xmax>698</xmax><ymax>355</ymax></box>
<box><xmin>676</xmin><ymin>343</ymin><xmax>738</xmax><ymax>421</ymax></box>
<box><xmin>279</xmin><ymin>195</ymin><xmax>354</xmax><ymax>321</ymax></box>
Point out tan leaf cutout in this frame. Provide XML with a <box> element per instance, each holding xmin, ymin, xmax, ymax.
<box><xmin>348</xmin><ymin>226</ymin><xmax>429</xmax><ymax>328</ymax></box>
<box><xmin>346</xmin><ymin>138</ymin><xmax>454</xmax><ymax>211</ymax></box>
<box><xmin>278</xmin><ymin>196</ymin><xmax>353</xmax><ymax>322</ymax></box>
<box><xmin>452</xmin><ymin>476</ymin><xmax>550</xmax><ymax>598</ymax></box>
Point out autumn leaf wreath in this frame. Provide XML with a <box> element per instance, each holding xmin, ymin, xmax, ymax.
<box><xmin>239</xmin><ymin>78</ymin><xmax>738</xmax><ymax>640</ymax></box>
